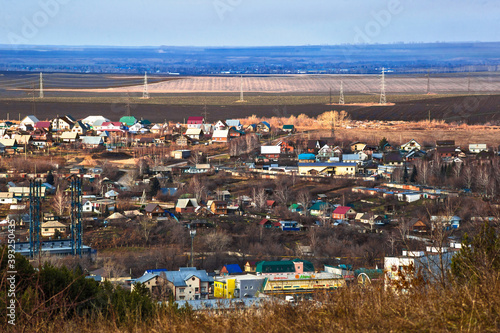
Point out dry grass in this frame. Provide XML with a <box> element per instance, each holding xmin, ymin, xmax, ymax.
<box><xmin>16</xmin><ymin>279</ymin><xmax>500</xmax><ymax>333</ymax></box>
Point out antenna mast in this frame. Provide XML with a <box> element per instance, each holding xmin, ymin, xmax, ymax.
<box><xmin>39</xmin><ymin>72</ymin><xmax>44</xmax><ymax>99</ymax></box>
<box><xmin>143</xmin><ymin>72</ymin><xmax>149</xmax><ymax>99</ymax></box>
<box><xmin>379</xmin><ymin>68</ymin><xmax>387</xmax><ymax>105</ymax></box>
<box><xmin>339</xmin><ymin>80</ymin><xmax>345</xmax><ymax>105</ymax></box>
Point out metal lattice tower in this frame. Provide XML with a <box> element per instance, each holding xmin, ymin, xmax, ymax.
<box><xmin>239</xmin><ymin>75</ymin><xmax>244</xmax><ymax>102</ymax></box>
<box><xmin>140</xmin><ymin>189</ymin><xmax>147</xmax><ymax>206</ymax></box>
<box><xmin>339</xmin><ymin>80</ymin><xmax>345</xmax><ymax>105</ymax></box>
<box><xmin>380</xmin><ymin>68</ymin><xmax>387</xmax><ymax>105</ymax></box>
<box><xmin>70</xmin><ymin>176</ymin><xmax>83</xmax><ymax>257</ymax></box>
<box><xmin>426</xmin><ymin>70</ymin><xmax>431</xmax><ymax>94</ymax></box>
<box><xmin>39</xmin><ymin>72</ymin><xmax>44</xmax><ymax>99</ymax></box>
<box><xmin>143</xmin><ymin>72</ymin><xmax>149</xmax><ymax>99</ymax></box>
<box><xmin>29</xmin><ymin>180</ymin><xmax>42</xmax><ymax>258</ymax></box>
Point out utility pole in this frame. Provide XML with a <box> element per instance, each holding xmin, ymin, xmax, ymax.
<box><xmin>380</xmin><ymin>68</ymin><xmax>387</xmax><ymax>105</ymax></box>
<box><xmin>39</xmin><ymin>72</ymin><xmax>44</xmax><ymax>99</ymax></box>
<box><xmin>142</xmin><ymin>72</ymin><xmax>149</xmax><ymax>99</ymax></box>
<box><xmin>329</xmin><ymin>87</ymin><xmax>332</xmax><ymax>105</ymax></box>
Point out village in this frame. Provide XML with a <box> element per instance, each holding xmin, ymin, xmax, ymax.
<box><xmin>1</xmin><ymin>112</ymin><xmax>499</xmax><ymax>307</ymax></box>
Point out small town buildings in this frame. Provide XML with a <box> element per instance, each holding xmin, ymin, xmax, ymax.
<box><xmin>52</xmin><ymin>115</ymin><xmax>75</xmax><ymax>131</ymax></box>
<box><xmin>60</xmin><ymin>132</ymin><xmax>79</xmax><ymax>143</ymax></box>
<box><xmin>214</xmin><ymin>274</ymin><xmax>265</xmax><ymax>299</ymax></box>
<box><xmin>81</xmin><ymin>136</ymin><xmax>104</xmax><ymax>148</ymax></box>
<box><xmin>298</xmin><ymin>162</ymin><xmax>357</xmax><ymax>176</ymax></box>
<box><xmin>282</xmin><ymin>124</ymin><xmax>295</xmax><ymax>133</ymax></box>
<box><xmin>20</xmin><ymin>115</ymin><xmax>39</xmax><ymax>129</ymax></box>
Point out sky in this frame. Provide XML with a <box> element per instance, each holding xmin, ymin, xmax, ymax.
<box><xmin>0</xmin><ymin>0</ymin><xmax>499</xmax><ymax>47</ymax></box>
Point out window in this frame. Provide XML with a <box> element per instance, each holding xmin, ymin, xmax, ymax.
<box><xmin>179</xmin><ymin>288</ymin><xmax>185</xmax><ymax>293</ymax></box>
<box><xmin>195</xmin><ymin>287</ymin><xmax>199</xmax><ymax>292</ymax></box>
<box><xmin>179</xmin><ymin>296</ymin><xmax>185</xmax><ymax>300</ymax></box>
<box><xmin>250</xmin><ymin>286</ymin><xmax>253</xmax><ymax>289</ymax></box>
<box><xmin>244</xmin><ymin>286</ymin><xmax>248</xmax><ymax>290</ymax></box>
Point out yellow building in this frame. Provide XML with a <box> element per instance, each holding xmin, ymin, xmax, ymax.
<box><xmin>298</xmin><ymin>163</ymin><xmax>357</xmax><ymax>176</ymax></box>
<box><xmin>214</xmin><ymin>278</ymin><xmax>236</xmax><ymax>298</ymax></box>
<box><xmin>261</xmin><ymin>272</ymin><xmax>345</xmax><ymax>294</ymax></box>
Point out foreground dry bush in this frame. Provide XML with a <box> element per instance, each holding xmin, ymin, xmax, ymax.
<box><xmin>16</xmin><ymin>278</ymin><xmax>499</xmax><ymax>333</ymax></box>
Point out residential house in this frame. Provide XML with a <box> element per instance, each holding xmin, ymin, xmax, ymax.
<box><xmin>208</xmin><ymin>200</ymin><xmax>227</xmax><ymax>215</ymax></box>
<box><xmin>214</xmin><ymin>120</ymin><xmax>228</xmax><ymax>130</ymax></box>
<box><xmin>436</xmin><ymin>147</ymin><xmax>456</xmax><ymax>158</ymax></box>
<box><xmin>175</xmin><ymin>198</ymin><xmax>199</xmax><ymax>213</ymax></box>
<box><xmin>185</xmin><ymin>128</ymin><xmax>204</xmax><ymax>140</ymax></box>
<box><xmin>350</xmin><ymin>142</ymin><xmax>367</xmax><ymax>152</ymax></box>
<box><xmin>145</xmin><ymin>203</ymin><xmax>165</xmax><ymax>218</ymax></box>
<box><xmin>276</xmin><ymin>140</ymin><xmax>294</xmax><ymax>154</ymax></box>
<box><xmin>258</xmin><ymin>218</ymin><xmax>281</xmax><ymax>229</ymax></box>
<box><xmin>212</xmin><ymin>129</ymin><xmax>229</xmax><ymax>143</ymax></box>
<box><xmin>260</xmin><ymin>145</ymin><xmax>281</xmax><ymax>159</ymax></box>
<box><xmin>161</xmin><ymin>267</ymin><xmax>212</xmax><ymax>300</ymax></box>
<box><xmin>52</xmin><ymin>115</ymin><xmax>74</xmax><ymax>132</ymax></box>
<box><xmin>81</xmin><ymin>136</ymin><xmax>104</xmax><ymax>148</ymax></box>
<box><xmin>306</xmin><ymin>139</ymin><xmax>326</xmax><ymax>154</ymax></box>
<box><xmin>256</xmin><ymin>121</ymin><xmax>271</xmax><ymax>133</ymax></box>
<box><xmin>34</xmin><ymin>121</ymin><xmax>51</xmax><ymax>131</ymax></box>
<box><xmin>60</xmin><ymin>132</ymin><xmax>79</xmax><ymax>143</ymax></box>
<box><xmin>31</xmin><ymin>128</ymin><xmax>53</xmax><ymax>147</ymax></box>
<box><xmin>226</xmin><ymin>119</ymin><xmax>242</xmax><ymax>129</ymax></box>
<box><xmin>410</xmin><ymin>218</ymin><xmax>430</xmax><ymax>233</ymax></box>
<box><xmin>175</xmin><ymin>135</ymin><xmax>190</xmax><ymax>147</ymax></box>
<box><xmin>332</xmin><ymin>206</ymin><xmax>357</xmax><ymax>220</ymax></box>
<box><xmin>214</xmin><ymin>275</ymin><xmax>265</xmax><ymax>299</ymax></box>
<box><xmin>81</xmin><ymin>116</ymin><xmax>110</xmax><ymax>128</ymax></box>
<box><xmin>469</xmin><ymin>144</ymin><xmax>487</xmax><ymax>154</ymax></box>
<box><xmin>279</xmin><ymin>220</ymin><xmax>301</xmax><ymax>231</ymax></box>
<box><xmin>400</xmin><ymin>139</ymin><xmax>422</xmax><ymax>152</ymax></box>
<box><xmin>436</xmin><ymin>140</ymin><xmax>455</xmax><ymax>147</ymax></box>
<box><xmin>99</xmin><ymin>122</ymin><xmax>123</xmax><ymax>133</ymax></box>
<box><xmin>128</xmin><ymin>122</ymin><xmax>144</xmax><ymax>133</ymax></box>
<box><xmin>119</xmin><ymin>116</ymin><xmax>137</xmax><ymax>127</ymax></box>
<box><xmin>20</xmin><ymin>115</ymin><xmax>39</xmax><ymax>130</ymax></box>
<box><xmin>71</xmin><ymin>121</ymin><xmax>89</xmax><ymax>134</ymax></box>
<box><xmin>282</xmin><ymin>124</ymin><xmax>295</xmax><ymax>133</ymax></box>
<box><xmin>298</xmin><ymin>162</ymin><xmax>357</xmax><ymax>176</ymax></box>
<box><xmin>220</xmin><ymin>264</ymin><xmax>243</xmax><ymax>276</ymax></box>
<box><xmin>41</xmin><ymin>221</ymin><xmax>67</xmax><ymax>237</ymax></box>
<box><xmin>384</xmin><ymin>152</ymin><xmax>404</xmax><ymax>166</ymax></box>
<box><xmin>298</xmin><ymin>153</ymin><xmax>316</xmax><ymax>163</ymax></box>
<box><xmin>187</xmin><ymin>116</ymin><xmax>204</xmax><ymax>129</ymax></box>
<box><xmin>229</xmin><ymin>127</ymin><xmax>245</xmax><ymax>138</ymax></box>
<box><xmin>309</xmin><ymin>201</ymin><xmax>332</xmax><ymax>216</ymax></box>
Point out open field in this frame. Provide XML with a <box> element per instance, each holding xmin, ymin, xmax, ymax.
<box><xmin>1</xmin><ymin>93</ymin><xmax>500</xmax><ymax>124</ymax></box>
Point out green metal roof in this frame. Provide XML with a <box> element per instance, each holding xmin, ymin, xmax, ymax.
<box><xmin>119</xmin><ymin>116</ymin><xmax>137</xmax><ymax>126</ymax></box>
<box><xmin>255</xmin><ymin>259</ymin><xmax>315</xmax><ymax>274</ymax></box>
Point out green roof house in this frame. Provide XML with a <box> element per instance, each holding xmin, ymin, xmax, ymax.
<box><xmin>119</xmin><ymin>116</ymin><xmax>138</xmax><ymax>126</ymax></box>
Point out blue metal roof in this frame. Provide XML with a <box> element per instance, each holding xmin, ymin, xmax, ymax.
<box><xmin>298</xmin><ymin>153</ymin><xmax>316</xmax><ymax>160</ymax></box>
<box><xmin>224</xmin><ymin>264</ymin><xmax>243</xmax><ymax>274</ymax></box>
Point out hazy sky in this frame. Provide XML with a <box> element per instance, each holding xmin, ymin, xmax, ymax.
<box><xmin>1</xmin><ymin>0</ymin><xmax>499</xmax><ymax>46</ymax></box>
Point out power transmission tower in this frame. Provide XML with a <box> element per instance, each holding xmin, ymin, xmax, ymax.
<box><xmin>143</xmin><ymin>72</ymin><xmax>149</xmax><ymax>99</ymax></box>
<box><xmin>239</xmin><ymin>75</ymin><xmax>245</xmax><ymax>102</ymax></box>
<box><xmin>39</xmin><ymin>72</ymin><xmax>44</xmax><ymax>98</ymax></box>
<box><xmin>426</xmin><ymin>70</ymin><xmax>430</xmax><ymax>94</ymax></box>
<box><xmin>379</xmin><ymin>68</ymin><xmax>387</xmax><ymax>105</ymax></box>
<box><xmin>329</xmin><ymin>87</ymin><xmax>332</xmax><ymax>105</ymax></box>
<box><xmin>140</xmin><ymin>189</ymin><xmax>146</xmax><ymax>206</ymax></box>
<box><xmin>339</xmin><ymin>80</ymin><xmax>345</xmax><ymax>105</ymax></box>
<box><xmin>202</xmin><ymin>103</ymin><xmax>209</xmax><ymax>123</ymax></box>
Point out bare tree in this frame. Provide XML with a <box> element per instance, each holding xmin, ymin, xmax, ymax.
<box><xmin>190</xmin><ymin>176</ymin><xmax>206</xmax><ymax>202</ymax></box>
<box><xmin>102</xmin><ymin>258</ymin><xmax>126</xmax><ymax>280</ymax></box>
<box><xmin>297</xmin><ymin>190</ymin><xmax>311</xmax><ymax>216</ymax></box>
<box><xmin>462</xmin><ymin>163</ymin><xmax>474</xmax><ymax>190</ymax></box>
<box><xmin>138</xmin><ymin>217</ymin><xmax>156</xmax><ymax>244</ymax></box>
<box><xmin>274</xmin><ymin>178</ymin><xmax>291</xmax><ymax>207</ymax></box>
<box><xmin>252</xmin><ymin>187</ymin><xmax>267</xmax><ymax>211</ymax></box>
<box><xmin>51</xmin><ymin>185</ymin><xmax>69</xmax><ymax>217</ymax></box>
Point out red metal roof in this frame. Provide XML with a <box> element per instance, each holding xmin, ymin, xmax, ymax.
<box><xmin>333</xmin><ymin>206</ymin><xmax>352</xmax><ymax>214</ymax></box>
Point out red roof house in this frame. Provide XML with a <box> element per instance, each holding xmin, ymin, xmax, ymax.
<box><xmin>332</xmin><ymin>206</ymin><xmax>357</xmax><ymax>220</ymax></box>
